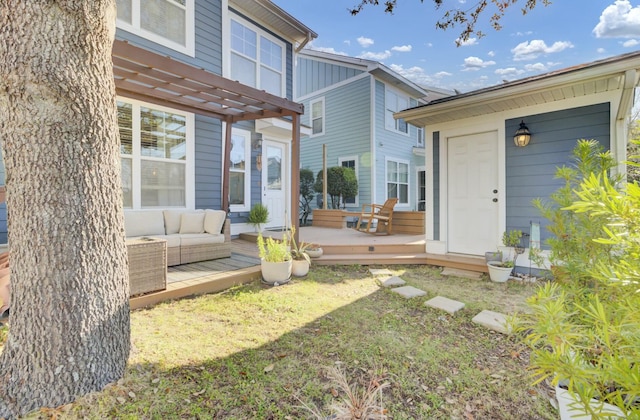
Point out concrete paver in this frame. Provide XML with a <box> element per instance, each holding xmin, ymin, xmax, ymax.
<box><xmin>379</xmin><ymin>276</ymin><xmax>406</xmax><ymax>288</ymax></box>
<box><xmin>425</xmin><ymin>296</ymin><xmax>465</xmax><ymax>314</ymax></box>
<box><xmin>472</xmin><ymin>310</ymin><xmax>510</xmax><ymax>334</ymax></box>
<box><xmin>390</xmin><ymin>286</ymin><xmax>427</xmax><ymax>299</ymax></box>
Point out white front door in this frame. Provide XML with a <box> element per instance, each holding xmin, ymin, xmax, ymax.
<box><xmin>447</xmin><ymin>131</ymin><xmax>499</xmax><ymax>255</ymax></box>
<box><xmin>262</xmin><ymin>140</ymin><xmax>287</xmax><ymax>229</ymax></box>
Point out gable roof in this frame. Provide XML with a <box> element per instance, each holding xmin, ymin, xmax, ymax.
<box><xmin>298</xmin><ymin>49</ymin><xmax>447</xmax><ymax>100</ymax></box>
<box><xmin>397</xmin><ymin>50</ymin><xmax>640</xmax><ymax>127</ymax></box>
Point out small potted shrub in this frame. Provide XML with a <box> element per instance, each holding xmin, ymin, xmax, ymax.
<box><xmin>248</xmin><ymin>203</ymin><xmax>269</xmax><ymax>233</ymax></box>
<box><xmin>288</xmin><ymin>226</ymin><xmax>311</xmax><ymax>277</ymax></box>
<box><xmin>487</xmin><ymin>229</ymin><xmax>523</xmax><ymax>282</ymax></box>
<box><xmin>257</xmin><ymin>233</ymin><xmax>291</xmax><ymax>285</ymax></box>
<box><xmin>306</xmin><ymin>244</ymin><xmax>323</xmax><ymax>259</ymax></box>
<box><xmin>514</xmin><ymin>140</ymin><xmax>640</xmax><ymax>418</ymax></box>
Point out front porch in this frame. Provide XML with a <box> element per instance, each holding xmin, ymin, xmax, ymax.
<box><xmin>130</xmin><ymin>226</ymin><xmax>487</xmax><ymax>309</ymax></box>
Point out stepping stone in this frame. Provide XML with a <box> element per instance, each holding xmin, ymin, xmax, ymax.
<box><xmin>425</xmin><ymin>296</ymin><xmax>465</xmax><ymax>314</ymax></box>
<box><xmin>472</xmin><ymin>310</ymin><xmax>510</xmax><ymax>334</ymax></box>
<box><xmin>390</xmin><ymin>286</ymin><xmax>427</xmax><ymax>299</ymax></box>
<box><xmin>379</xmin><ymin>276</ymin><xmax>406</xmax><ymax>288</ymax></box>
<box><xmin>369</xmin><ymin>268</ymin><xmax>393</xmax><ymax>276</ymax></box>
<box><xmin>441</xmin><ymin>268</ymin><xmax>484</xmax><ymax>281</ymax></box>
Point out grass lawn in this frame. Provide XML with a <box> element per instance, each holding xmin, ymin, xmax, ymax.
<box><xmin>4</xmin><ymin>265</ymin><xmax>556</xmax><ymax>419</ymax></box>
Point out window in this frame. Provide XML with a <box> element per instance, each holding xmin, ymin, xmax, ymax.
<box><xmin>386</xmin><ymin>158</ymin><xmax>409</xmax><ymax>205</ymax></box>
<box><xmin>417</xmin><ymin>169</ymin><xmax>426</xmax><ymax>211</ymax></box>
<box><xmin>339</xmin><ymin>156</ymin><xmax>358</xmax><ymax>207</ymax></box>
<box><xmin>417</xmin><ymin>127</ymin><xmax>425</xmax><ymax>147</ymax></box>
<box><xmin>230</xmin><ymin>17</ymin><xmax>285</xmax><ymax>96</ymax></box>
<box><xmin>385</xmin><ymin>88</ymin><xmax>409</xmax><ymax>134</ymax></box>
<box><xmin>310</xmin><ymin>98</ymin><xmax>325</xmax><ymax>136</ymax></box>
<box><xmin>229</xmin><ymin>128</ymin><xmax>251</xmax><ymax>211</ymax></box>
<box><xmin>118</xmin><ymin>98</ymin><xmax>193</xmax><ymax>209</ymax></box>
<box><xmin>116</xmin><ymin>0</ymin><xmax>194</xmax><ymax>55</ymax></box>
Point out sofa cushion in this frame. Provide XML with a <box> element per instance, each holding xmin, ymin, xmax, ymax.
<box><xmin>204</xmin><ymin>210</ymin><xmax>226</xmax><ymax>234</ymax></box>
<box><xmin>124</xmin><ymin>211</ymin><xmax>165</xmax><ymax>237</ymax></box>
<box><xmin>180</xmin><ymin>233</ymin><xmax>225</xmax><ymax>246</ymax></box>
<box><xmin>179</xmin><ymin>212</ymin><xmax>205</xmax><ymax>234</ymax></box>
<box><xmin>147</xmin><ymin>234</ymin><xmax>181</xmax><ymax>248</ymax></box>
<box><xmin>164</xmin><ymin>210</ymin><xmax>204</xmax><ymax>235</ymax></box>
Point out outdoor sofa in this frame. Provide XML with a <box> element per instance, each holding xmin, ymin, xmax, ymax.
<box><xmin>124</xmin><ymin>209</ymin><xmax>230</xmax><ymax>266</ymax></box>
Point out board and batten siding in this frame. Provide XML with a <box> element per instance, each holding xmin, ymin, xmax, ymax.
<box><xmin>300</xmin><ymin>77</ymin><xmax>372</xmax><ymax>209</ymax></box>
<box><xmin>505</xmin><ymin>102</ymin><xmax>610</xmax><ymax>247</ymax></box>
<box><xmin>373</xmin><ymin>80</ymin><xmax>422</xmax><ymax>210</ymax></box>
<box><xmin>296</xmin><ymin>57</ymin><xmax>365</xmax><ymax>98</ymax></box>
<box><xmin>432</xmin><ymin>132</ymin><xmax>440</xmax><ymax>241</ymax></box>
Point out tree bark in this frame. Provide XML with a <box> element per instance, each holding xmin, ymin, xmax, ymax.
<box><xmin>0</xmin><ymin>2</ymin><xmax>130</xmax><ymax>417</ymax></box>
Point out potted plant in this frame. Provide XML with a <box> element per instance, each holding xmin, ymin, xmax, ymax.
<box><xmin>486</xmin><ymin>229</ymin><xmax>523</xmax><ymax>282</ymax></box>
<box><xmin>306</xmin><ymin>244</ymin><xmax>323</xmax><ymax>259</ymax></box>
<box><xmin>248</xmin><ymin>203</ymin><xmax>269</xmax><ymax>233</ymax></box>
<box><xmin>288</xmin><ymin>226</ymin><xmax>311</xmax><ymax>277</ymax></box>
<box><xmin>513</xmin><ymin>140</ymin><xmax>639</xmax><ymax>418</ymax></box>
<box><xmin>257</xmin><ymin>233</ymin><xmax>291</xmax><ymax>285</ymax></box>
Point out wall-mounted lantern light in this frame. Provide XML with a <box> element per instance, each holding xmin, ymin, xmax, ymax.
<box><xmin>252</xmin><ymin>133</ymin><xmax>263</xmax><ymax>150</ymax></box>
<box><xmin>513</xmin><ymin>120</ymin><xmax>531</xmax><ymax>147</ymax></box>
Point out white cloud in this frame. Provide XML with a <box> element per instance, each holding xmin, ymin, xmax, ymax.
<box><xmin>308</xmin><ymin>43</ymin><xmax>348</xmax><ymax>56</ymax></box>
<box><xmin>389</xmin><ymin>64</ymin><xmax>451</xmax><ymax>86</ymax></box>
<box><xmin>391</xmin><ymin>45</ymin><xmax>412</xmax><ymax>52</ymax></box>
<box><xmin>426</xmin><ymin>42</ymin><xmax>433</xmax><ymax>47</ymax></box>
<box><xmin>357</xmin><ymin>36</ymin><xmax>374</xmax><ymax>48</ymax></box>
<box><xmin>495</xmin><ymin>67</ymin><xmax>524</xmax><ymax>77</ymax></box>
<box><xmin>462</xmin><ymin>56</ymin><xmax>496</xmax><ymax>71</ymax></box>
<box><xmin>358</xmin><ymin>50</ymin><xmax>392</xmax><ymax>60</ymax></box>
<box><xmin>524</xmin><ymin>62</ymin><xmax>549</xmax><ymax>72</ymax></box>
<box><xmin>593</xmin><ymin>0</ymin><xmax>640</xmax><ymax>38</ymax></box>
<box><xmin>456</xmin><ymin>37</ymin><xmax>478</xmax><ymax>46</ymax></box>
<box><xmin>514</xmin><ymin>31</ymin><xmax>534</xmax><ymax>37</ymax></box>
<box><xmin>511</xmin><ymin>40</ymin><xmax>574</xmax><ymax>61</ymax></box>
<box><xmin>487</xmin><ymin>51</ymin><xmax>496</xmax><ymax>57</ymax></box>
<box><xmin>623</xmin><ymin>39</ymin><xmax>640</xmax><ymax>47</ymax></box>
<box><xmin>597</xmin><ymin>47</ymin><xmax>607</xmax><ymax>53</ymax></box>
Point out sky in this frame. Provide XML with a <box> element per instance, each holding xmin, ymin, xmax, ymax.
<box><xmin>272</xmin><ymin>0</ymin><xmax>640</xmax><ymax>94</ymax></box>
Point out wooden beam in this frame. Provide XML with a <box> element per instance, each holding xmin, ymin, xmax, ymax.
<box><xmin>222</xmin><ymin>117</ymin><xmax>233</xmax><ymax>214</ymax></box>
<box><xmin>291</xmin><ymin>114</ymin><xmax>300</xmax><ymax>244</ymax></box>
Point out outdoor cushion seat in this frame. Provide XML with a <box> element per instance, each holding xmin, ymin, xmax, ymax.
<box><xmin>180</xmin><ymin>233</ymin><xmax>225</xmax><ymax>246</ymax></box>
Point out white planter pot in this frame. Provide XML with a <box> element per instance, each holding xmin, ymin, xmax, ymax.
<box><xmin>306</xmin><ymin>248</ymin><xmax>323</xmax><ymax>258</ymax></box>
<box><xmin>555</xmin><ymin>385</ymin><xmax>625</xmax><ymax>419</ymax></box>
<box><xmin>487</xmin><ymin>262</ymin><xmax>512</xmax><ymax>283</ymax></box>
<box><xmin>292</xmin><ymin>259</ymin><xmax>310</xmax><ymax>277</ymax></box>
<box><xmin>261</xmin><ymin>259</ymin><xmax>292</xmax><ymax>285</ymax></box>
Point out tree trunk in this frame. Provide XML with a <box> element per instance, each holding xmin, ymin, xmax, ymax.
<box><xmin>0</xmin><ymin>2</ymin><xmax>130</xmax><ymax>417</ymax></box>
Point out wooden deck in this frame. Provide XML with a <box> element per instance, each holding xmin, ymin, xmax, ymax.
<box><xmin>130</xmin><ymin>226</ymin><xmax>487</xmax><ymax>309</ymax></box>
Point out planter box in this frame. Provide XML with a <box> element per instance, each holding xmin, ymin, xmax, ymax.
<box><xmin>127</xmin><ymin>237</ymin><xmax>167</xmax><ymax>296</ymax></box>
<box><xmin>312</xmin><ymin>209</ymin><xmax>347</xmax><ymax>229</ymax></box>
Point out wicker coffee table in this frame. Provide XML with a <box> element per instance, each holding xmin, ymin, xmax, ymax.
<box><xmin>126</xmin><ymin>237</ymin><xmax>167</xmax><ymax>296</ymax></box>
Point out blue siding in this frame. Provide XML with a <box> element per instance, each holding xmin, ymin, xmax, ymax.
<box><xmin>505</xmin><ymin>103</ymin><xmax>611</xmax><ymax>247</ymax></box>
<box><xmin>432</xmin><ymin>132</ymin><xmax>440</xmax><ymax>241</ymax></box>
<box><xmin>300</xmin><ymin>77</ymin><xmax>372</xmax><ymax>209</ymax></box>
<box><xmin>194</xmin><ymin>116</ymin><xmax>223</xmax><ymax>210</ymax></box>
<box><xmin>296</xmin><ymin>57</ymin><xmax>365</xmax><ymax>97</ymax></box>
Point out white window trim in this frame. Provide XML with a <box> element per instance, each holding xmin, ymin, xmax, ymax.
<box><xmin>385</xmin><ymin>156</ymin><xmax>410</xmax><ymax>207</ymax></box>
<box><xmin>338</xmin><ymin>155</ymin><xmax>359</xmax><ymax>207</ymax></box>
<box><xmin>417</xmin><ymin>126</ymin><xmax>425</xmax><ymax>147</ymax></box>
<box><xmin>384</xmin><ymin>86</ymin><xmax>410</xmax><ymax>136</ymax></box>
<box><xmin>226</xmin><ymin>13</ymin><xmax>287</xmax><ymax>97</ymax></box>
<box><xmin>309</xmin><ymin>97</ymin><xmax>325</xmax><ymax>137</ymax></box>
<box><xmin>229</xmin><ymin>127</ymin><xmax>252</xmax><ymax>213</ymax></box>
<box><xmin>118</xmin><ymin>96</ymin><xmax>195</xmax><ymax>210</ymax></box>
<box><xmin>416</xmin><ymin>166</ymin><xmax>426</xmax><ymax>212</ymax></box>
<box><xmin>116</xmin><ymin>0</ymin><xmax>195</xmax><ymax>57</ymax></box>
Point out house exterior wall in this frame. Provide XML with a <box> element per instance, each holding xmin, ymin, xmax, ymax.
<box><xmin>373</xmin><ymin>80</ymin><xmax>423</xmax><ymax>210</ymax></box>
<box><xmin>505</xmin><ymin>103</ymin><xmax>610</xmax><ymax>247</ymax></box>
<box><xmin>299</xmin><ymin>76</ymin><xmax>372</xmax><ymax>209</ymax></box>
<box><xmin>296</xmin><ymin>57</ymin><xmax>365</xmax><ymax>98</ymax></box>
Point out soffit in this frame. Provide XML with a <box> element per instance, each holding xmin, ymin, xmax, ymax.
<box><xmin>112</xmin><ymin>40</ymin><xmax>304</xmax><ymax>122</ymax></box>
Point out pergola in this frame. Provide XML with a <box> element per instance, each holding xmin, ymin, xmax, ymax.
<box><xmin>111</xmin><ymin>39</ymin><xmax>303</xmax><ymax>236</ymax></box>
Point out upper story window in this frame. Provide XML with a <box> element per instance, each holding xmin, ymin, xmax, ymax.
<box><xmin>116</xmin><ymin>0</ymin><xmax>195</xmax><ymax>56</ymax></box>
<box><xmin>417</xmin><ymin>127</ymin><xmax>425</xmax><ymax>147</ymax></box>
<box><xmin>230</xmin><ymin>16</ymin><xmax>285</xmax><ymax>97</ymax></box>
<box><xmin>310</xmin><ymin>98</ymin><xmax>325</xmax><ymax>136</ymax></box>
<box><xmin>118</xmin><ymin>98</ymin><xmax>194</xmax><ymax>209</ymax></box>
<box><xmin>385</xmin><ymin>88</ymin><xmax>409</xmax><ymax>134</ymax></box>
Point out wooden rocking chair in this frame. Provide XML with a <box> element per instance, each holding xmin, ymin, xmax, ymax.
<box><xmin>355</xmin><ymin>198</ymin><xmax>398</xmax><ymax>235</ymax></box>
